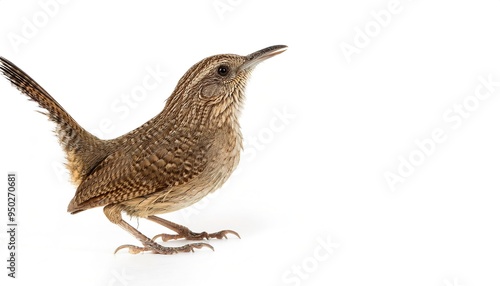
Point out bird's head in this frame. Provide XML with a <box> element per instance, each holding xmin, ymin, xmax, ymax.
<box><xmin>164</xmin><ymin>45</ymin><xmax>287</xmax><ymax>129</ymax></box>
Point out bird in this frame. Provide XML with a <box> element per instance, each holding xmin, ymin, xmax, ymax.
<box><xmin>0</xmin><ymin>45</ymin><xmax>287</xmax><ymax>254</ymax></box>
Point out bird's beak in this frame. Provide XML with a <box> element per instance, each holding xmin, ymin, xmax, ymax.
<box><xmin>240</xmin><ymin>45</ymin><xmax>287</xmax><ymax>71</ymax></box>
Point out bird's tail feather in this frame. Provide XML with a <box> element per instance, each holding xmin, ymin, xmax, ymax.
<box><xmin>0</xmin><ymin>57</ymin><xmax>110</xmax><ymax>185</ymax></box>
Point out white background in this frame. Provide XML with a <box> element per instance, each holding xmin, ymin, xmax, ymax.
<box><xmin>1</xmin><ymin>0</ymin><xmax>500</xmax><ymax>285</ymax></box>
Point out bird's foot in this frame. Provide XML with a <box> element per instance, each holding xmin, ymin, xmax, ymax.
<box><xmin>153</xmin><ymin>229</ymin><xmax>240</xmax><ymax>242</ymax></box>
<box><xmin>115</xmin><ymin>239</ymin><xmax>214</xmax><ymax>255</ymax></box>
<box><xmin>147</xmin><ymin>216</ymin><xmax>240</xmax><ymax>242</ymax></box>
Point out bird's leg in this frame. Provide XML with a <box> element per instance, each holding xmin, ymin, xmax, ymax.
<box><xmin>147</xmin><ymin>215</ymin><xmax>240</xmax><ymax>242</ymax></box>
<box><xmin>104</xmin><ymin>205</ymin><xmax>213</xmax><ymax>255</ymax></box>
<box><xmin>114</xmin><ymin>220</ymin><xmax>213</xmax><ymax>254</ymax></box>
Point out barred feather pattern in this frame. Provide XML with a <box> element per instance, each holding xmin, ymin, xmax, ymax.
<box><xmin>0</xmin><ymin>57</ymin><xmax>111</xmax><ymax>185</ymax></box>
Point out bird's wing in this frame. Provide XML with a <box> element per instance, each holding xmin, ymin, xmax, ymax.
<box><xmin>67</xmin><ymin>138</ymin><xmax>208</xmax><ymax>213</ymax></box>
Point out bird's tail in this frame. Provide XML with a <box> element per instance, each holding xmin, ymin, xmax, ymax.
<box><xmin>0</xmin><ymin>57</ymin><xmax>110</xmax><ymax>185</ymax></box>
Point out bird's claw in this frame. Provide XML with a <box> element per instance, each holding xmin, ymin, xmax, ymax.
<box><xmin>114</xmin><ymin>242</ymin><xmax>214</xmax><ymax>255</ymax></box>
<box><xmin>152</xmin><ymin>229</ymin><xmax>240</xmax><ymax>242</ymax></box>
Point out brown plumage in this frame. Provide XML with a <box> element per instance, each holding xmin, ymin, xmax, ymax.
<box><xmin>0</xmin><ymin>45</ymin><xmax>286</xmax><ymax>254</ymax></box>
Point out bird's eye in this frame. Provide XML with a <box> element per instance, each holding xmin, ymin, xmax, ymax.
<box><xmin>217</xmin><ymin>65</ymin><xmax>230</xmax><ymax>76</ymax></box>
